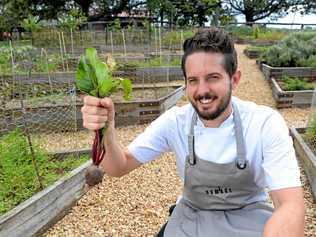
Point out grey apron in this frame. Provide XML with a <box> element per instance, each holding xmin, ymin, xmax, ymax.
<box><xmin>164</xmin><ymin>103</ymin><xmax>274</xmax><ymax>237</ymax></box>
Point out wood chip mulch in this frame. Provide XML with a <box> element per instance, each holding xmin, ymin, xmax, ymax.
<box><xmin>43</xmin><ymin>44</ymin><xmax>315</xmax><ymax>237</ymax></box>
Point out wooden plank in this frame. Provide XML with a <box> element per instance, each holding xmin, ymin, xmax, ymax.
<box><xmin>161</xmin><ymin>86</ymin><xmax>185</xmax><ymax>111</ymax></box>
<box><xmin>290</xmin><ymin>128</ymin><xmax>316</xmax><ymax>200</ymax></box>
<box><xmin>0</xmin><ymin>160</ymin><xmax>91</xmax><ymax>237</ymax></box>
<box><xmin>270</xmin><ymin>77</ymin><xmax>314</xmax><ymax>108</ymax></box>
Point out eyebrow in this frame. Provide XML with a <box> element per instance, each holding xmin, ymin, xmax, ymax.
<box><xmin>187</xmin><ymin>73</ymin><xmax>221</xmax><ymax>79</ymax></box>
<box><xmin>205</xmin><ymin>73</ymin><xmax>221</xmax><ymax>77</ymax></box>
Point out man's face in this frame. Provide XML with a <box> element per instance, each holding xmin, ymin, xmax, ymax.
<box><xmin>185</xmin><ymin>52</ymin><xmax>238</xmax><ymax>121</ymax></box>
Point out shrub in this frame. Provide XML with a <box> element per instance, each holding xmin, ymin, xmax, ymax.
<box><xmin>262</xmin><ymin>32</ymin><xmax>316</xmax><ymax>67</ymax></box>
<box><xmin>280</xmin><ymin>75</ymin><xmax>314</xmax><ymax>91</ymax></box>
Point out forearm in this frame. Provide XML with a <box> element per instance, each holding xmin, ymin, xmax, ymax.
<box><xmin>263</xmin><ymin>202</ymin><xmax>305</xmax><ymax>237</ymax></box>
<box><xmin>99</xmin><ymin>124</ymin><xmax>128</xmax><ymax>177</ymax></box>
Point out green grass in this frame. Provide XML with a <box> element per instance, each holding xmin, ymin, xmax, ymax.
<box><xmin>0</xmin><ymin>129</ymin><xmax>89</xmax><ymax>215</ymax></box>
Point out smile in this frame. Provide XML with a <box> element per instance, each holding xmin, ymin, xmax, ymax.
<box><xmin>199</xmin><ymin>97</ymin><xmax>214</xmax><ymax>104</ymax></box>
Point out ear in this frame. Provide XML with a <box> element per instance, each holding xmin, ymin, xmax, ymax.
<box><xmin>231</xmin><ymin>70</ymin><xmax>241</xmax><ymax>90</ymax></box>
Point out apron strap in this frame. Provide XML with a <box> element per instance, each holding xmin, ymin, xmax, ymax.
<box><xmin>232</xmin><ymin>102</ymin><xmax>247</xmax><ymax>169</ymax></box>
<box><xmin>187</xmin><ymin>102</ymin><xmax>247</xmax><ymax>168</ymax></box>
<box><xmin>188</xmin><ymin>112</ymin><xmax>198</xmax><ymax>165</ymax></box>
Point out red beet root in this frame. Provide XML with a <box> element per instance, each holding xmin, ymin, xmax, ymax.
<box><xmin>85</xmin><ymin>165</ymin><xmax>105</xmax><ymax>186</ymax></box>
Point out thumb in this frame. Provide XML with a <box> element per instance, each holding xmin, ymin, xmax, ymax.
<box><xmin>99</xmin><ymin>97</ymin><xmax>115</xmax><ymax>125</ymax></box>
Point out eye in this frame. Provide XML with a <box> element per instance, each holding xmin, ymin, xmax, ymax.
<box><xmin>206</xmin><ymin>76</ymin><xmax>220</xmax><ymax>83</ymax></box>
<box><xmin>188</xmin><ymin>78</ymin><xmax>198</xmax><ymax>85</ymax></box>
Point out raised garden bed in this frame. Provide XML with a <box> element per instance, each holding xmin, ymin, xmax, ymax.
<box><xmin>1</xmin><ymin>85</ymin><xmax>185</xmax><ymax>134</ymax></box>
<box><xmin>1</xmin><ymin>66</ymin><xmax>183</xmax><ymax>87</ymax></box>
<box><xmin>232</xmin><ymin>37</ymin><xmax>276</xmax><ymax>46</ymax></box>
<box><xmin>290</xmin><ymin>127</ymin><xmax>316</xmax><ymax>200</ymax></box>
<box><xmin>244</xmin><ymin>48</ymin><xmax>261</xmax><ymax>59</ymax></box>
<box><xmin>261</xmin><ymin>63</ymin><xmax>316</xmax><ymax>81</ymax></box>
<box><xmin>269</xmin><ymin>77</ymin><xmax>314</xmax><ymax>108</ymax></box>
<box><xmin>0</xmin><ymin>149</ymin><xmax>91</xmax><ymax>237</ymax></box>
<box><xmin>243</xmin><ymin>46</ymin><xmax>267</xmax><ymax>59</ymax></box>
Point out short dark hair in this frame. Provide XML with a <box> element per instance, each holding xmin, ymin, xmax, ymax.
<box><xmin>181</xmin><ymin>28</ymin><xmax>237</xmax><ymax>79</ymax></box>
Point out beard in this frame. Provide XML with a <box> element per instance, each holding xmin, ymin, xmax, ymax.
<box><xmin>190</xmin><ymin>84</ymin><xmax>232</xmax><ymax>121</ymax></box>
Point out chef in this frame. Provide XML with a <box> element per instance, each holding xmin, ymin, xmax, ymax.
<box><xmin>81</xmin><ymin>28</ymin><xmax>305</xmax><ymax>237</ymax></box>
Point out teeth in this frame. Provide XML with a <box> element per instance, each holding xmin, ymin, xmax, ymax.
<box><xmin>199</xmin><ymin>98</ymin><xmax>213</xmax><ymax>104</ymax></box>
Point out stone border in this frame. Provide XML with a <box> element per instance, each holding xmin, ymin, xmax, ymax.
<box><xmin>290</xmin><ymin>127</ymin><xmax>316</xmax><ymax>200</ymax></box>
<box><xmin>270</xmin><ymin>77</ymin><xmax>314</xmax><ymax>108</ymax></box>
<box><xmin>261</xmin><ymin>64</ymin><xmax>316</xmax><ymax>81</ymax></box>
<box><xmin>0</xmin><ymin>149</ymin><xmax>91</xmax><ymax>237</ymax></box>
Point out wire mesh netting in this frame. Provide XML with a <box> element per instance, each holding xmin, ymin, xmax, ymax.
<box><xmin>0</xmin><ymin>30</ymin><xmax>186</xmax><ymax>217</ymax></box>
<box><xmin>0</xmin><ymin>29</ymin><xmax>187</xmax><ymax>155</ymax></box>
<box><xmin>0</xmin><ymin>43</ymin><xmax>80</xmax><ymax>155</ymax></box>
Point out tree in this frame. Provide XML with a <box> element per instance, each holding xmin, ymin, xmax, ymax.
<box><xmin>173</xmin><ymin>0</ymin><xmax>221</xmax><ymax>27</ymax></box>
<box><xmin>0</xmin><ymin>0</ymin><xmax>32</xmax><ymax>31</ymax></box>
<box><xmin>21</xmin><ymin>14</ymin><xmax>42</xmax><ymax>45</ymax></box>
<box><xmin>301</xmin><ymin>0</ymin><xmax>316</xmax><ymax>14</ymax></box>
<box><xmin>147</xmin><ymin>0</ymin><xmax>221</xmax><ymax>27</ymax></box>
<box><xmin>147</xmin><ymin>0</ymin><xmax>175</xmax><ymax>26</ymax></box>
<box><xmin>58</xmin><ymin>9</ymin><xmax>87</xmax><ymax>31</ymax></box>
<box><xmin>224</xmin><ymin>0</ymin><xmax>301</xmax><ymax>24</ymax></box>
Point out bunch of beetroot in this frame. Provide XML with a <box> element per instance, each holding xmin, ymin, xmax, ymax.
<box><xmin>76</xmin><ymin>48</ymin><xmax>132</xmax><ymax>186</ymax></box>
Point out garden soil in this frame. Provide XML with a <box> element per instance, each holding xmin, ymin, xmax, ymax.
<box><xmin>43</xmin><ymin>44</ymin><xmax>315</xmax><ymax>237</ymax></box>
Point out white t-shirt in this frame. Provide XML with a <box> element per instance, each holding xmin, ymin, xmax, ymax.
<box><xmin>128</xmin><ymin>97</ymin><xmax>301</xmax><ymax>201</ymax></box>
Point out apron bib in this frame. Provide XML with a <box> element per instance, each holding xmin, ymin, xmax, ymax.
<box><xmin>164</xmin><ymin>103</ymin><xmax>273</xmax><ymax>237</ymax></box>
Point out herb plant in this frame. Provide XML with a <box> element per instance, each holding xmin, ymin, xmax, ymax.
<box><xmin>76</xmin><ymin>48</ymin><xmax>132</xmax><ymax>186</ymax></box>
<box><xmin>280</xmin><ymin>75</ymin><xmax>314</xmax><ymax>91</ymax></box>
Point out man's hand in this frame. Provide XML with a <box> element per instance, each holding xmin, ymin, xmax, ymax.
<box><xmin>80</xmin><ymin>95</ymin><xmax>141</xmax><ymax>177</ymax></box>
<box><xmin>81</xmin><ymin>95</ymin><xmax>115</xmax><ymax>130</ymax></box>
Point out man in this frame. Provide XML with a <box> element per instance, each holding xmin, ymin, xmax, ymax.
<box><xmin>81</xmin><ymin>28</ymin><xmax>305</xmax><ymax>236</ymax></box>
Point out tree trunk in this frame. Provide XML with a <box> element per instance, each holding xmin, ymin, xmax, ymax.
<box><xmin>245</xmin><ymin>13</ymin><xmax>254</xmax><ymax>26</ymax></box>
<box><xmin>160</xmin><ymin>10</ymin><xmax>164</xmax><ymax>27</ymax></box>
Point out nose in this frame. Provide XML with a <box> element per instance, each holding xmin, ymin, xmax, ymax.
<box><xmin>197</xmin><ymin>79</ymin><xmax>210</xmax><ymax>95</ymax></box>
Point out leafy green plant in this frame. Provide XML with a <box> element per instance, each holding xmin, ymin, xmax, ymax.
<box><xmin>0</xmin><ymin>129</ymin><xmax>89</xmax><ymax>215</ymax></box>
<box><xmin>280</xmin><ymin>75</ymin><xmax>314</xmax><ymax>91</ymax></box>
<box><xmin>58</xmin><ymin>9</ymin><xmax>87</xmax><ymax>31</ymax></box>
<box><xmin>262</xmin><ymin>32</ymin><xmax>316</xmax><ymax>67</ymax></box>
<box><xmin>306</xmin><ymin>117</ymin><xmax>316</xmax><ymax>138</ymax></box>
<box><xmin>21</xmin><ymin>15</ymin><xmax>42</xmax><ymax>33</ymax></box>
<box><xmin>253</xmin><ymin>25</ymin><xmax>260</xmax><ymax>39</ymax></box>
<box><xmin>162</xmin><ymin>30</ymin><xmax>194</xmax><ymax>47</ymax></box>
<box><xmin>76</xmin><ymin>48</ymin><xmax>132</xmax><ymax>185</ymax></box>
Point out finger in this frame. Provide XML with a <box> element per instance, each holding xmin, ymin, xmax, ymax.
<box><xmin>81</xmin><ymin>105</ymin><xmax>108</xmax><ymax>116</ymax></box>
<box><xmin>83</xmin><ymin>95</ymin><xmax>102</xmax><ymax>106</ymax></box>
<box><xmin>83</xmin><ymin>122</ymin><xmax>106</xmax><ymax>131</ymax></box>
<box><xmin>100</xmin><ymin>98</ymin><xmax>115</xmax><ymax>122</ymax></box>
<box><xmin>83</xmin><ymin>114</ymin><xmax>108</xmax><ymax>124</ymax></box>
<box><xmin>100</xmin><ymin>97</ymin><xmax>114</xmax><ymax>111</ymax></box>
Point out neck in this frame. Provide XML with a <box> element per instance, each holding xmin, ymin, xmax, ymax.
<box><xmin>201</xmin><ymin>102</ymin><xmax>233</xmax><ymax>128</ymax></box>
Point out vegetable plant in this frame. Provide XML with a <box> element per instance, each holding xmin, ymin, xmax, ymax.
<box><xmin>280</xmin><ymin>75</ymin><xmax>314</xmax><ymax>91</ymax></box>
<box><xmin>76</xmin><ymin>48</ymin><xmax>132</xmax><ymax>186</ymax></box>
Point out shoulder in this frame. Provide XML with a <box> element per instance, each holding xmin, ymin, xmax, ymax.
<box><xmin>154</xmin><ymin>103</ymin><xmax>194</xmax><ymax>126</ymax></box>
<box><xmin>232</xmin><ymin>97</ymin><xmax>282</xmax><ymax>127</ymax></box>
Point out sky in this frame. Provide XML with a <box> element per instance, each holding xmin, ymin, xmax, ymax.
<box><xmin>236</xmin><ymin>11</ymin><xmax>316</xmax><ymax>29</ymax></box>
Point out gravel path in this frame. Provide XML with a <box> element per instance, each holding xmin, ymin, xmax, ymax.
<box><xmin>44</xmin><ymin>44</ymin><xmax>315</xmax><ymax>237</ymax></box>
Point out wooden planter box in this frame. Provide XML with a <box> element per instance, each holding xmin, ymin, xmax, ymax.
<box><xmin>261</xmin><ymin>64</ymin><xmax>316</xmax><ymax>81</ymax></box>
<box><xmin>1</xmin><ymin>85</ymin><xmax>185</xmax><ymax>134</ymax></box>
<box><xmin>290</xmin><ymin>127</ymin><xmax>316</xmax><ymax>200</ymax></box>
<box><xmin>232</xmin><ymin>37</ymin><xmax>275</xmax><ymax>46</ymax></box>
<box><xmin>0</xmin><ymin>149</ymin><xmax>92</xmax><ymax>237</ymax></box>
<box><xmin>243</xmin><ymin>49</ymin><xmax>261</xmax><ymax>59</ymax></box>
<box><xmin>1</xmin><ymin>66</ymin><xmax>183</xmax><ymax>89</ymax></box>
<box><xmin>270</xmin><ymin>77</ymin><xmax>314</xmax><ymax>108</ymax></box>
